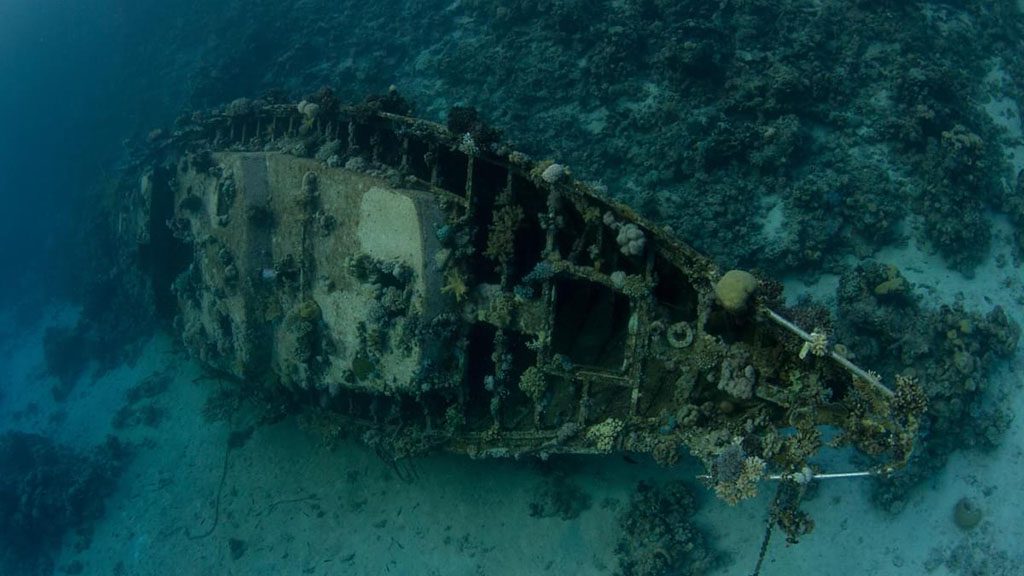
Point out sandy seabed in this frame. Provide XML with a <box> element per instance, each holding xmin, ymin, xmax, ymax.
<box><xmin>2</xmin><ymin>216</ymin><xmax>1022</xmax><ymax>576</ymax></box>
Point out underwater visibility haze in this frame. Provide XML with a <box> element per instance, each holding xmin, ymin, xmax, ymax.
<box><xmin>1</xmin><ymin>1</ymin><xmax>1023</xmax><ymax>575</ymax></box>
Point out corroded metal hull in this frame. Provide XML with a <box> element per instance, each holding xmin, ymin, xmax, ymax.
<box><xmin>118</xmin><ymin>91</ymin><xmax>920</xmax><ymax>504</ymax></box>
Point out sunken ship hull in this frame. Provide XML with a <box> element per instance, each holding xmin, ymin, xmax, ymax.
<box><xmin>117</xmin><ymin>90</ymin><xmax>920</xmax><ymax>500</ymax></box>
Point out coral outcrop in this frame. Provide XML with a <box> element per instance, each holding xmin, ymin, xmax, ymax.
<box><xmin>0</xmin><ymin>433</ymin><xmax>128</xmax><ymax>573</ymax></box>
<box><xmin>835</xmin><ymin>261</ymin><xmax>1020</xmax><ymax>511</ymax></box>
<box><xmin>615</xmin><ymin>481</ymin><xmax>717</xmax><ymax>576</ymax></box>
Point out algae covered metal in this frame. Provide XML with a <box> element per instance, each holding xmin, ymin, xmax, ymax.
<box><xmin>118</xmin><ymin>89</ymin><xmax>923</xmax><ymax>511</ymax></box>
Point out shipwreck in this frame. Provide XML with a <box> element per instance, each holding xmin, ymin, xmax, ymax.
<box><xmin>114</xmin><ymin>88</ymin><xmax>924</xmax><ymax>540</ymax></box>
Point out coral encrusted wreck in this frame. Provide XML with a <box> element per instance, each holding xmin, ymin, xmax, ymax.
<box><xmin>110</xmin><ymin>90</ymin><xmax>925</xmax><ymax>536</ymax></box>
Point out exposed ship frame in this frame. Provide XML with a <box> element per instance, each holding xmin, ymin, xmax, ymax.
<box><xmin>115</xmin><ymin>89</ymin><xmax>924</xmax><ymax>536</ymax></box>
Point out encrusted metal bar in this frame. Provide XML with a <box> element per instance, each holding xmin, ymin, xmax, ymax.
<box><xmin>371</xmin><ymin>129</ymin><xmax>382</xmax><ymax>164</ymax></box>
<box><xmin>578</xmin><ymin>380</ymin><xmax>591</xmax><ymax>424</ymax></box>
<box><xmin>464</xmin><ymin>154</ymin><xmax>475</xmax><ymax>200</ymax></box>
<box><xmin>761</xmin><ymin>307</ymin><xmax>892</xmax><ymax>397</ymax></box>
<box><xmin>399</xmin><ymin>134</ymin><xmax>410</xmax><ymax>173</ymax></box>
<box><xmin>427</xmin><ymin>144</ymin><xmax>439</xmax><ymax>186</ymax></box>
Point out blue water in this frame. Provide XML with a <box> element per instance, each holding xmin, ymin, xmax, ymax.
<box><xmin>2</xmin><ymin>2</ymin><xmax>1023</xmax><ymax>575</ymax></box>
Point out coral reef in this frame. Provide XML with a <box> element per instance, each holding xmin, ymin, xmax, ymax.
<box><xmin>84</xmin><ymin>0</ymin><xmax>1011</xmax><ymax>277</ymax></box>
<box><xmin>716</xmin><ymin>349</ymin><xmax>757</xmax><ymax>400</ymax></box>
<box><xmin>35</xmin><ymin>6</ymin><xmax>1024</xmax><ymax>572</ymax></box>
<box><xmin>586</xmin><ymin>418</ymin><xmax>624</xmax><ymax>453</ymax></box>
<box><xmin>713</xmin><ymin>269</ymin><xmax>758</xmax><ymax>314</ymax></box>
<box><xmin>484</xmin><ymin>194</ymin><xmax>524</xmax><ymax>266</ymax></box>
<box><xmin>953</xmin><ymin>497</ymin><xmax>983</xmax><ymax>531</ymax></box>
<box><xmin>614</xmin><ymin>481</ymin><xmax>717</xmax><ymax>576</ymax></box>
<box><xmin>297</xmin><ymin>407</ymin><xmax>348</xmax><ymax>450</ymax></box>
<box><xmin>709</xmin><ymin>441</ymin><xmax>767</xmax><ymax>505</ymax></box>
<box><xmin>518</xmin><ymin>366</ymin><xmax>548</xmax><ymax>405</ymax></box>
<box><xmin>0</xmin><ymin>433</ymin><xmax>128</xmax><ymax>574</ymax></box>
<box><xmin>527</xmin><ymin>465</ymin><xmax>592</xmax><ymax>520</ymax></box>
<box><xmin>835</xmin><ymin>261</ymin><xmax>1020</xmax><ymax>511</ymax></box>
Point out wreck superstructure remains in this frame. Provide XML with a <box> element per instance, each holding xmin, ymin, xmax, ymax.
<box><xmin>118</xmin><ymin>89</ymin><xmax>922</xmax><ymax>512</ymax></box>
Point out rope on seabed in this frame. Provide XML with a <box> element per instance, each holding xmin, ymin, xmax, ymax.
<box><xmin>186</xmin><ymin>417</ymin><xmax>234</xmax><ymax>541</ymax></box>
<box><xmin>720</xmin><ymin>467</ymin><xmax>879</xmax><ymax>575</ymax></box>
<box><xmin>750</xmin><ymin>491</ymin><xmax>776</xmax><ymax>576</ymax></box>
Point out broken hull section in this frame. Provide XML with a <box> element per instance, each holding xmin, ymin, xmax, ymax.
<box><xmin>118</xmin><ymin>96</ymin><xmax>920</xmax><ymax>502</ymax></box>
